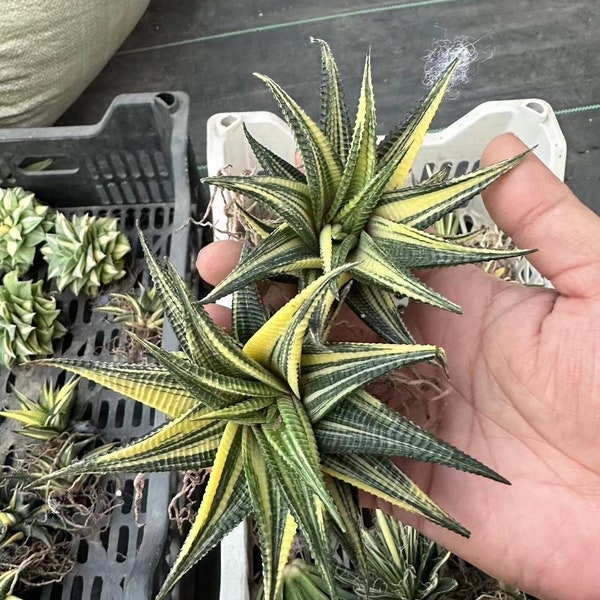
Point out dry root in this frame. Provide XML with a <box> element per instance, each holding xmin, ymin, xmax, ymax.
<box><xmin>168</xmin><ymin>470</ymin><xmax>210</xmax><ymax>534</ymax></box>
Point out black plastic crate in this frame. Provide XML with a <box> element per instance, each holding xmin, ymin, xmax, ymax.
<box><xmin>0</xmin><ymin>92</ymin><xmax>204</xmax><ymax>599</ymax></box>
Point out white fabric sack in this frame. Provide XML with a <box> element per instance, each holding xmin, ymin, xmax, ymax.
<box><xmin>0</xmin><ymin>0</ymin><xmax>150</xmax><ymax>127</ymax></box>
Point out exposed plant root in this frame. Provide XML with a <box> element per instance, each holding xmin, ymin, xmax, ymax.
<box><xmin>168</xmin><ymin>470</ymin><xmax>209</xmax><ymax>534</ymax></box>
<box><xmin>1</xmin><ymin>434</ymin><xmax>121</xmax><ymax>588</ymax></box>
<box><xmin>446</xmin><ymin>556</ymin><xmax>536</xmax><ymax>600</ymax></box>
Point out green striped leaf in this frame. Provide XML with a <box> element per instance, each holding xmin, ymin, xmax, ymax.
<box><xmin>35</xmin><ymin>358</ymin><xmax>196</xmax><ymax>418</ymax></box>
<box><xmin>346</xmin><ymin>282</ymin><xmax>414</xmax><ymax>344</ymax></box>
<box><xmin>203</xmin><ymin>175</ymin><xmax>317</xmax><ymax>250</ymax></box>
<box><xmin>326</xmin><ymin>50</ymin><xmax>377</xmax><ymax>221</ymax></box>
<box><xmin>157</xmin><ymin>423</ymin><xmax>249</xmax><ymax>600</ymax></box>
<box><xmin>235</xmin><ymin>201</ymin><xmax>278</xmax><ymax>240</ymax></box>
<box><xmin>232</xmin><ymin>239</ymin><xmax>269</xmax><ymax>344</ymax></box>
<box><xmin>243</xmin><ymin>427</ymin><xmax>297</xmax><ymax>600</ymax></box>
<box><xmin>323</xmin><ymin>453</ymin><xmax>469</xmax><ymax>536</ymax></box>
<box><xmin>352</xmin><ymin>233</ymin><xmax>462</xmax><ymax>313</ymax></box>
<box><xmin>324</xmin><ymin>477</ymin><xmax>368</xmax><ymax>577</ymax></box>
<box><xmin>243</xmin><ymin>124</ymin><xmax>306</xmax><ymax>182</ymax></box>
<box><xmin>261</xmin><ymin>396</ymin><xmax>343</xmax><ymax>528</ymax></box>
<box><xmin>374</xmin><ymin>151</ymin><xmax>529</xmax><ymax>227</ymax></box>
<box><xmin>198</xmin><ymin>396</ymin><xmax>277</xmax><ymax>425</ymax></box>
<box><xmin>255</xmin><ymin>72</ymin><xmax>342</xmax><ymax>228</ymax></box>
<box><xmin>254</xmin><ymin>426</ymin><xmax>339</xmax><ymax>598</ymax></box>
<box><xmin>368</xmin><ymin>215</ymin><xmax>531</xmax><ymax>268</ymax></box>
<box><xmin>301</xmin><ymin>342</ymin><xmax>443</xmax><ymax>422</ymax></box>
<box><xmin>244</xmin><ymin>265</ymin><xmax>351</xmax><ymax>396</ymax></box>
<box><xmin>316</xmin><ymin>390</ymin><xmax>509</xmax><ymax>483</ymax></box>
<box><xmin>44</xmin><ymin>405</ymin><xmax>223</xmax><ymax>477</ymax></box>
<box><xmin>378</xmin><ymin>59</ymin><xmax>459</xmax><ymax>191</ymax></box>
<box><xmin>152</xmin><ymin>260</ymin><xmax>287</xmax><ymax>392</ymax></box>
<box><xmin>132</xmin><ymin>335</ymin><xmax>275</xmax><ymax>410</ymax></box>
<box><xmin>202</xmin><ymin>224</ymin><xmax>321</xmax><ymax>305</ymax></box>
<box><xmin>314</xmin><ymin>38</ymin><xmax>352</xmax><ymax>164</ymax></box>
<box><xmin>138</xmin><ymin>230</ymin><xmax>195</xmax><ymax>357</ymax></box>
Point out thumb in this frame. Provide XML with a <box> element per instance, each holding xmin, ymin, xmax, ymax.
<box><xmin>481</xmin><ymin>133</ymin><xmax>600</xmax><ymax>298</ymax></box>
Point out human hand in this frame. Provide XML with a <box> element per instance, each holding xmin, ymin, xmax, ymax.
<box><xmin>197</xmin><ymin>133</ymin><xmax>600</xmax><ymax>600</ymax></box>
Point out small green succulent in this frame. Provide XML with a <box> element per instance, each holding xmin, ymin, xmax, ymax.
<box><xmin>97</xmin><ymin>284</ymin><xmax>164</xmax><ymax>339</ymax></box>
<box><xmin>0</xmin><ymin>270</ymin><xmax>66</xmax><ymax>368</ymax></box>
<box><xmin>41</xmin><ymin>212</ymin><xmax>131</xmax><ymax>297</ymax></box>
<box><xmin>0</xmin><ymin>377</ymin><xmax>80</xmax><ymax>441</ymax></box>
<box><xmin>0</xmin><ymin>187</ymin><xmax>53</xmax><ymax>277</ymax></box>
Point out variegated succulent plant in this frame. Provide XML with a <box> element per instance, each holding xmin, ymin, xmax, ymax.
<box><xmin>35</xmin><ymin>41</ymin><xmax>528</xmax><ymax>599</ymax></box>
<box><xmin>41</xmin><ymin>212</ymin><xmax>131</xmax><ymax>297</ymax></box>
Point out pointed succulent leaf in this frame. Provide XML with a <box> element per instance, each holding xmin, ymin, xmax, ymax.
<box><xmin>316</xmin><ymin>390</ymin><xmax>509</xmax><ymax>483</ymax></box>
<box><xmin>323</xmin><ymin>453</ymin><xmax>469</xmax><ymax>536</ymax></box>
<box><xmin>235</xmin><ymin>202</ymin><xmax>278</xmax><ymax>240</ymax></box>
<box><xmin>131</xmin><ymin>334</ymin><xmax>277</xmax><ymax>408</ymax></box>
<box><xmin>313</xmin><ymin>37</ymin><xmax>352</xmax><ymax>164</ymax></box>
<box><xmin>201</xmin><ymin>224</ymin><xmax>321</xmax><ymax>305</ymax></box>
<box><xmin>232</xmin><ymin>239</ymin><xmax>270</xmax><ymax>344</ymax></box>
<box><xmin>327</xmin><ymin>49</ymin><xmax>377</xmax><ymax>221</ymax></box>
<box><xmin>368</xmin><ymin>215</ymin><xmax>532</xmax><ymax>268</ymax></box>
<box><xmin>352</xmin><ymin>233</ymin><xmax>462</xmax><ymax>313</ymax></box>
<box><xmin>35</xmin><ymin>357</ymin><xmax>196</xmax><ymax>418</ymax></box>
<box><xmin>378</xmin><ymin>59</ymin><xmax>459</xmax><ymax>190</ymax></box>
<box><xmin>204</xmin><ymin>175</ymin><xmax>317</xmax><ymax>250</ymax></box>
<box><xmin>40</xmin><ymin>405</ymin><xmax>223</xmax><ymax>479</ymax></box>
<box><xmin>301</xmin><ymin>342</ymin><xmax>443</xmax><ymax>422</ymax></box>
<box><xmin>374</xmin><ymin>151</ymin><xmax>530</xmax><ymax>227</ymax></box>
<box><xmin>243</xmin><ymin>124</ymin><xmax>306</xmax><ymax>182</ymax></box>
<box><xmin>255</xmin><ymin>72</ymin><xmax>342</xmax><ymax>228</ymax></box>
<box><xmin>243</xmin><ymin>426</ymin><xmax>297</xmax><ymax>600</ymax></box>
<box><xmin>244</xmin><ymin>265</ymin><xmax>351</xmax><ymax>396</ymax></box>
<box><xmin>261</xmin><ymin>396</ymin><xmax>343</xmax><ymax>528</ymax></box>
<box><xmin>324</xmin><ymin>477</ymin><xmax>369</xmax><ymax>577</ymax></box>
<box><xmin>254</xmin><ymin>426</ymin><xmax>339</xmax><ymax>598</ymax></box>
<box><xmin>156</xmin><ymin>422</ymin><xmax>250</xmax><ymax>600</ymax></box>
<box><xmin>158</xmin><ymin>258</ymin><xmax>287</xmax><ymax>391</ymax></box>
<box><xmin>346</xmin><ymin>282</ymin><xmax>414</xmax><ymax>344</ymax></box>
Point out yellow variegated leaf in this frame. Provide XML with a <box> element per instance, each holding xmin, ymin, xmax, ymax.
<box><xmin>157</xmin><ymin>422</ymin><xmax>248</xmax><ymax>600</ymax></box>
<box><xmin>374</xmin><ymin>151</ymin><xmax>529</xmax><ymax>226</ymax></box>
<box><xmin>39</xmin><ymin>405</ymin><xmax>223</xmax><ymax>478</ymax></box>
<box><xmin>243</xmin><ymin>427</ymin><xmax>297</xmax><ymax>600</ymax></box>
<box><xmin>379</xmin><ymin>59</ymin><xmax>459</xmax><ymax>191</ymax></box>
<box><xmin>301</xmin><ymin>342</ymin><xmax>443</xmax><ymax>422</ymax></box>
<box><xmin>35</xmin><ymin>358</ymin><xmax>196</xmax><ymax>418</ymax></box>
<box><xmin>198</xmin><ymin>397</ymin><xmax>277</xmax><ymax>424</ymax></box>
<box><xmin>368</xmin><ymin>215</ymin><xmax>531</xmax><ymax>268</ymax></box>
<box><xmin>327</xmin><ymin>50</ymin><xmax>376</xmax><ymax>220</ymax></box>
<box><xmin>352</xmin><ymin>233</ymin><xmax>462</xmax><ymax>313</ymax></box>
<box><xmin>243</xmin><ymin>265</ymin><xmax>351</xmax><ymax>396</ymax></box>
<box><xmin>323</xmin><ymin>454</ymin><xmax>469</xmax><ymax>536</ymax></box>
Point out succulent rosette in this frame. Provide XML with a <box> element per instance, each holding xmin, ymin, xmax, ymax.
<box><xmin>41</xmin><ymin>213</ymin><xmax>131</xmax><ymax>297</ymax></box>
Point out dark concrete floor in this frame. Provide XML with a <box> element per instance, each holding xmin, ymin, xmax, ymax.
<box><xmin>59</xmin><ymin>0</ymin><xmax>600</xmax><ymax>212</ymax></box>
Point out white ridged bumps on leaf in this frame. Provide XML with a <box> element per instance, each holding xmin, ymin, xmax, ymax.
<box><xmin>0</xmin><ymin>187</ymin><xmax>53</xmax><ymax>277</ymax></box>
<box><xmin>0</xmin><ymin>270</ymin><xmax>66</xmax><ymax>368</ymax></box>
<box><xmin>41</xmin><ymin>213</ymin><xmax>131</xmax><ymax>297</ymax></box>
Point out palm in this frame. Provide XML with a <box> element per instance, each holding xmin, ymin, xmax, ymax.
<box><xmin>395</xmin><ymin>265</ymin><xmax>600</xmax><ymax>599</ymax></box>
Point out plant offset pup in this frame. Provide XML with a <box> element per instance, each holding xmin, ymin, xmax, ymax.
<box><xmin>37</xmin><ymin>41</ymin><xmax>528</xmax><ymax>599</ymax></box>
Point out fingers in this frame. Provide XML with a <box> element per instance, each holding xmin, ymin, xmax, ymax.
<box><xmin>481</xmin><ymin>133</ymin><xmax>600</xmax><ymax>298</ymax></box>
<box><xmin>195</xmin><ymin>240</ymin><xmax>242</xmax><ymax>286</ymax></box>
